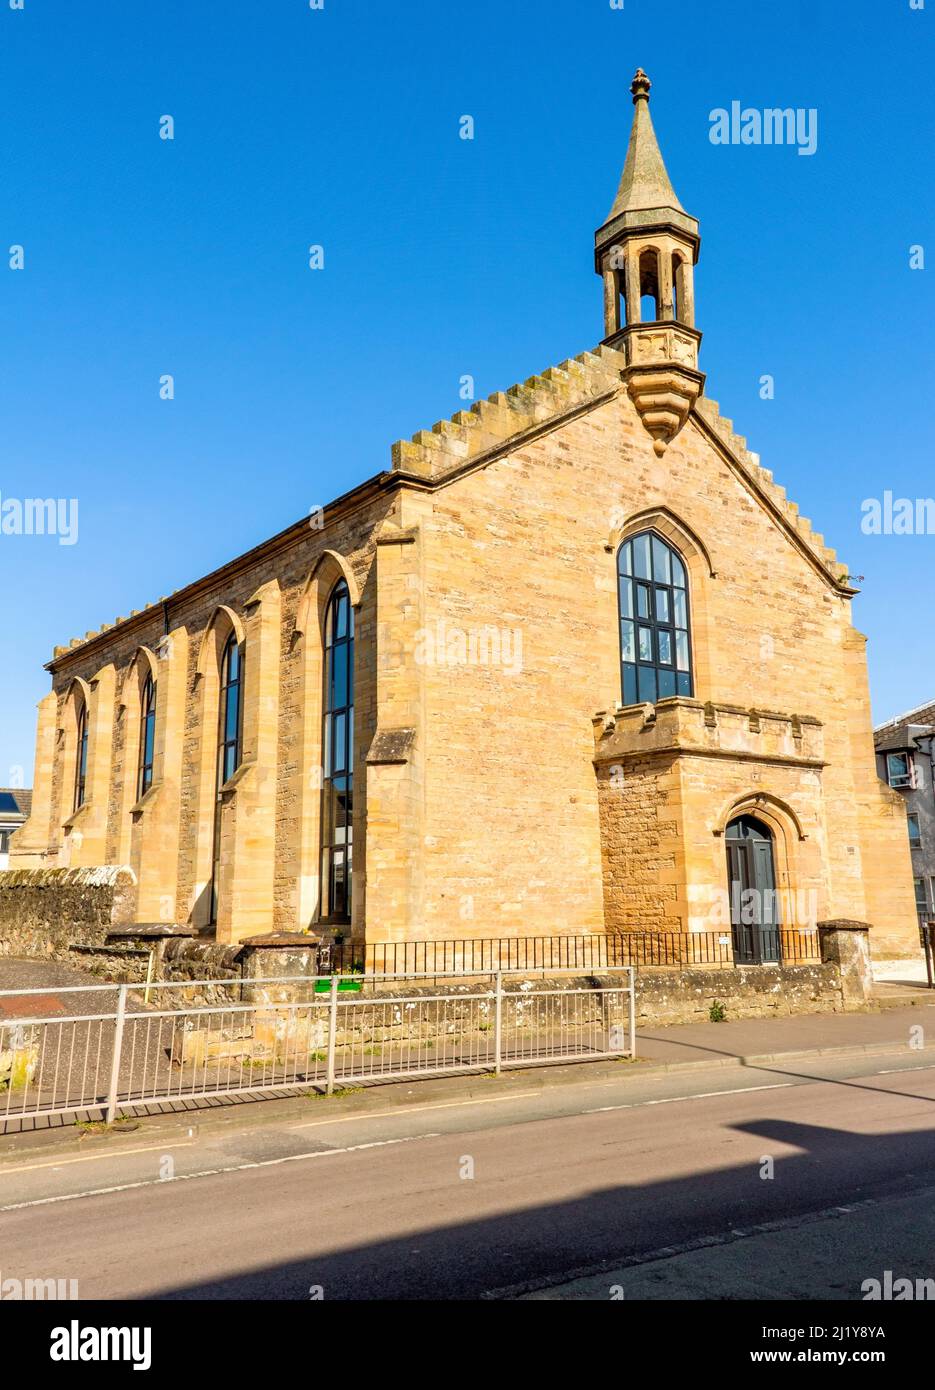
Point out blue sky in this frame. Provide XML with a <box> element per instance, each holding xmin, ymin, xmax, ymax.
<box><xmin>1</xmin><ymin>0</ymin><xmax>933</xmax><ymax>782</ymax></box>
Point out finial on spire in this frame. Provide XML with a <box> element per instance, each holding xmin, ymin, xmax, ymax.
<box><xmin>630</xmin><ymin>68</ymin><xmax>651</xmax><ymax>103</ymax></box>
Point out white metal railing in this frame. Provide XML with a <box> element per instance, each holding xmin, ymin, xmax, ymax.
<box><xmin>0</xmin><ymin>968</ymin><xmax>636</xmax><ymax>1129</ymax></box>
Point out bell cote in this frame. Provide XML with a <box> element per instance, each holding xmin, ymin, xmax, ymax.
<box><xmin>595</xmin><ymin>70</ymin><xmax>705</xmax><ymax>454</ymax></box>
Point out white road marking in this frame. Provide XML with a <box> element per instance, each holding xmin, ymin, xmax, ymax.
<box><xmin>0</xmin><ymin>1132</ymin><xmax>440</xmax><ymax>1214</ymax></box>
<box><xmin>643</xmin><ymin>1083</ymin><xmax>794</xmax><ymax>1105</ymax></box>
<box><xmin>0</xmin><ymin>1141</ymin><xmax>196</xmax><ymax>1177</ymax></box>
<box><xmin>872</xmin><ymin>1065</ymin><xmax>935</xmax><ymax>1075</ymax></box>
<box><xmin>582</xmin><ymin>1083</ymin><xmax>793</xmax><ymax>1114</ymax></box>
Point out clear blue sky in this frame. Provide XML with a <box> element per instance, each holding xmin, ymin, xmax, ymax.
<box><xmin>1</xmin><ymin>0</ymin><xmax>933</xmax><ymax>783</ymax></box>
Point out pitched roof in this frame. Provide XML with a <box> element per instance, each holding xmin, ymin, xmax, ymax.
<box><xmin>0</xmin><ymin>788</ymin><xmax>31</xmax><ymax>821</ymax></box>
<box><xmin>390</xmin><ymin>342</ymin><xmax>851</xmax><ymax>591</ymax></box>
<box><xmin>874</xmin><ymin>698</ymin><xmax>935</xmax><ymax>734</ymax></box>
<box><xmin>874</xmin><ymin>721</ymin><xmax>935</xmax><ymax>753</ymax></box>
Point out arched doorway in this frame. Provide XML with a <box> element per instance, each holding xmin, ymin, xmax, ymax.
<box><xmin>725</xmin><ymin>814</ymin><xmax>781</xmax><ymax>964</ymax></box>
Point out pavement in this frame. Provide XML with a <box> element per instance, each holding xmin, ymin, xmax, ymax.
<box><xmin>0</xmin><ymin>957</ymin><xmax>126</xmax><ymax>1018</ymax></box>
<box><xmin>633</xmin><ymin>998</ymin><xmax>935</xmax><ymax>1066</ymax></box>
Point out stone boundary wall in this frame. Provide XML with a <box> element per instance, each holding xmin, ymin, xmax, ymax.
<box><xmin>0</xmin><ymin>867</ymin><xmax>136</xmax><ymax>960</ymax></box>
<box><xmin>632</xmin><ymin>961</ymin><xmax>846</xmax><ymax>1026</ymax></box>
<box><xmin>364</xmin><ymin>961</ymin><xmax>855</xmax><ymax>1027</ymax></box>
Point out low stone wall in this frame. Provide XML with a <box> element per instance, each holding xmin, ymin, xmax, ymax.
<box><xmin>157</xmin><ymin>938</ymin><xmax>245</xmax><ymax>1006</ymax></box>
<box><xmin>0</xmin><ymin>867</ymin><xmax>136</xmax><ymax>960</ymax></box>
<box><xmin>633</xmin><ymin>961</ymin><xmax>847</xmax><ymax>1027</ymax></box>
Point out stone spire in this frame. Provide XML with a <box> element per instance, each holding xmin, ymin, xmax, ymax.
<box><xmin>594</xmin><ymin>70</ymin><xmax>704</xmax><ymax>456</ymax></box>
<box><xmin>604</xmin><ymin>69</ymin><xmax>686</xmax><ymax>224</ymax></box>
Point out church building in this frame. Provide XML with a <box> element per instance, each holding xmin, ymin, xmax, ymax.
<box><xmin>11</xmin><ymin>71</ymin><xmax>918</xmax><ymax>963</ymax></box>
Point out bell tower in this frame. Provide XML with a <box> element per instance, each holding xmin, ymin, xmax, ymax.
<box><xmin>595</xmin><ymin>69</ymin><xmax>705</xmax><ymax>455</ymax></box>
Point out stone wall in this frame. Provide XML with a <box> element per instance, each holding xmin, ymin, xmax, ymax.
<box><xmin>633</xmin><ymin>962</ymin><xmax>847</xmax><ymax>1027</ymax></box>
<box><xmin>0</xmin><ymin>866</ymin><xmax>136</xmax><ymax>959</ymax></box>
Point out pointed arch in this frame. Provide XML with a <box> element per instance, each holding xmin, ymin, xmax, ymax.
<box><xmin>714</xmin><ymin>791</ymin><xmax>807</xmax><ymax>844</ymax></box>
<box><xmin>59</xmin><ymin>676</ymin><xmax>92</xmax><ymax>729</ymax></box>
<box><xmin>195</xmin><ymin>605</ymin><xmax>246</xmax><ymax>680</ymax></box>
<box><xmin>294</xmin><ymin>550</ymin><xmax>361</xmax><ymax>639</ymax></box>
<box><xmin>118</xmin><ymin>646</ymin><xmax>159</xmax><ymax>710</ymax></box>
<box><xmin>608</xmin><ymin>505</ymin><xmax>717</xmax><ymax>578</ymax></box>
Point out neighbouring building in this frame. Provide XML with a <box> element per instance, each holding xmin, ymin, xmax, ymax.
<box><xmin>8</xmin><ymin>71</ymin><xmax>919</xmax><ymax>964</ymax></box>
<box><xmin>874</xmin><ymin>699</ymin><xmax>935</xmax><ymax>928</ymax></box>
<box><xmin>0</xmin><ymin>790</ymin><xmax>31</xmax><ymax>870</ymax></box>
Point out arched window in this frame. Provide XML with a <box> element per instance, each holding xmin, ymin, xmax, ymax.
<box><xmin>320</xmin><ymin>579</ymin><xmax>354</xmax><ymax>923</ymax></box>
<box><xmin>217</xmin><ymin>634</ymin><xmax>244</xmax><ymax>786</ymax></box>
<box><xmin>639</xmin><ymin>248</ymin><xmax>660</xmax><ymax>322</ymax></box>
<box><xmin>138</xmin><ymin>674</ymin><xmax>156</xmax><ymax>800</ymax></box>
<box><xmin>617</xmin><ymin>530</ymin><xmax>692</xmax><ymax>705</ymax></box>
<box><xmin>211</xmin><ymin>633</ymin><xmax>244</xmax><ymax>924</ymax></box>
<box><xmin>74</xmin><ymin>702</ymin><xmax>89</xmax><ymax>811</ymax></box>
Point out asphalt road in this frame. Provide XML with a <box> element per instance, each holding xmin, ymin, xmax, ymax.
<box><xmin>1</xmin><ymin>1051</ymin><xmax>934</xmax><ymax>1300</ymax></box>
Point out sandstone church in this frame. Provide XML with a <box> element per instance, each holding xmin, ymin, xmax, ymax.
<box><xmin>10</xmin><ymin>71</ymin><xmax>918</xmax><ymax>963</ymax></box>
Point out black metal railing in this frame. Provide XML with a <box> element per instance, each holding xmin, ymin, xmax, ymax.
<box><xmin>316</xmin><ymin>928</ymin><xmax>822</xmax><ymax>977</ymax></box>
<box><xmin>922</xmin><ymin>922</ymin><xmax>935</xmax><ymax>990</ymax></box>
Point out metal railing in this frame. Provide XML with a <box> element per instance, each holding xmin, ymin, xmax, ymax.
<box><xmin>923</xmin><ymin>923</ymin><xmax>935</xmax><ymax>990</ymax></box>
<box><xmin>0</xmin><ymin>968</ymin><xmax>635</xmax><ymax>1130</ymax></box>
<box><xmin>320</xmin><ymin>929</ymin><xmax>822</xmax><ymax>976</ymax></box>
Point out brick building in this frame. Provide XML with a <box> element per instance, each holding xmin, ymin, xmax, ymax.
<box><xmin>10</xmin><ymin>71</ymin><xmax>918</xmax><ymax>962</ymax></box>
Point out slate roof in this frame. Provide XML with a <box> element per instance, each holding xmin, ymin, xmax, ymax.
<box><xmin>0</xmin><ymin>788</ymin><xmax>32</xmax><ymax>822</ymax></box>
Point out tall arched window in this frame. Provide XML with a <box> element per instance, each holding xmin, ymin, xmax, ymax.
<box><xmin>211</xmin><ymin>633</ymin><xmax>244</xmax><ymax>924</ymax></box>
<box><xmin>617</xmin><ymin>530</ymin><xmax>692</xmax><ymax>705</ymax></box>
<box><xmin>138</xmin><ymin>674</ymin><xmax>156</xmax><ymax>800</ymax></box>
<box><xmin>74</xmin><ymin>702</ymin><xmax>89</xmax><ymax>811</ymax></box>
<box><xmin>217</xmin><ymin>635</ymin><xmax>243</xmax><ymax>786</ymax></box>
<box><xmin>320</xmin><ymin>579</ymin><xmax>354</xmax><ymax>923</ymax></box>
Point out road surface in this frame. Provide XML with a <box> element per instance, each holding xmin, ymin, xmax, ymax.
<box><xmin>1</xmin><ymin>1049</ymin><xmax>934</xmax><ymax>1299</ymax></box>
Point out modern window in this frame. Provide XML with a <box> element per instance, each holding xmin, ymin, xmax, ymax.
<box><xmin>138</xmin><ymin>674</ymin><xmax>156</xmax><ymax>800</ymax></box>
<box><xmin>887</xmin><ymin>752</ymin><xmax>913</xmax><ymax>788</ymax></box>
<box><xmin>908</xmin><ymin>812</ymin><xmax>922</xmax><ymax>849</ymax></box>
<box><xmin>210</xmin><ymin>633</ymin><xmax>244</xmax><ymax>924</ymax></box>
<box><xmin>320</xmin><ymin>580</ymin><xmax>354</xmax><ymax>922</ymax></box>
<box><xmin>0</xmin><ymin>831</ymin><xmax>9</xmax><ymax>856</ymax></box>
<box><xmin>617</xmin><ymin>531</ymin><xmax>692</xmax><ymax>705</ymax></box>
<box><xmin>74</xmin><ymin>702</ymin><xmax>89</xmax><ymax>811</ymax></box>
<box><xmin>914</xmin><ymin>877</ymin><xmax>928</xmax><ymax>915</ymax></box>
<box><xmin>217</xmin><ymin>636</ymin><xmax>244</xmax><ymax>787</ymax></box>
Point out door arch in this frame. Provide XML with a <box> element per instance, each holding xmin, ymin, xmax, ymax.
<box><xmin>725</xmin><ymin>814</ymin><xmax>781</xmax><ymax>964</ymax></box>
